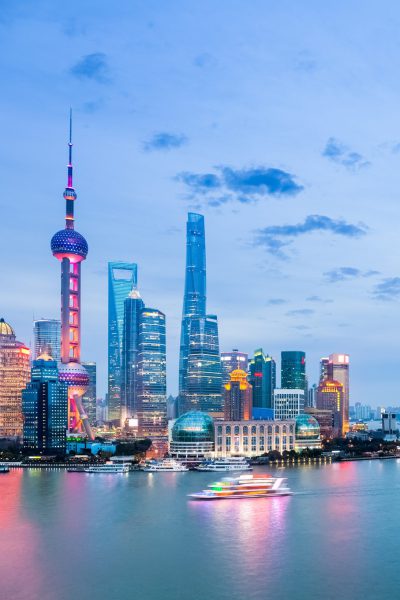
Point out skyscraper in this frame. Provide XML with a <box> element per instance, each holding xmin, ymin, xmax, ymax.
<box><xmin>248</xmin><ymin>349</ymin><xmax>276</xmax><ymax>410</ymax></box>
<box><xmin>221</xmin><ymin>349</ymin><xmax>248</xmax><ymax>384</ymax></box>
<box><xmin>281</xmin><ymin>351</ymin><xmax>306</xmax><ymax>392</ymax></box>
<box><xmin>185</xmin><ymin>315</ymin><xmax>223</xmax><ymax>417</ymax></box>
<box><xmin>179</xmin><ymin>213</ymin><xmax>206</xmax><ymax>397</ymax></box>
<box><xmin>224</xmin><ymin>369</ymin><xmax>252</xmax><ymax>421</ymax></box>
<box><xmin>178</xmin><ymin>213</ymin><xmax>222</xmax><ymax>415</ymax></box>
<box><xmin>22</xmin><ymin>354</ymin><xmax>68</xmax><ymax>453</ymax></box>
<box><xmin>328</xmin><ymin>353</ymin><xmax>350</xmax><ymax>435</ymax></box>
<box><xmin>136</xmin><ymin>308</ymin><xmax>167</xmax><ymax>441</ymax></box>
<box><xmin>108</xmin><ymin>262</ymin><xmax>137</xmax><ymax>422</ymax></box>
<box><xmin>0</xmin><ymin>318</ymin><xmax>30</xmax><ymax>437</ymax></box>
<box><xmin>316</xmin><ymin>379</ymin><xmax>345</xmax><ymax>437</ymax></box>
<box><xmin>33</xmin><ymin>319</ymin><xmax>61</xmax><ymax>362</ymax></box>
<box><xmin>121</xmin><ymin>288</ymin><xmax>144</xmax><ymax>423</ymax></box>
<box><xmin>82</xmin><ymin>362</ymin><xmax>97</xmax><ymax>425</ymax></box>
<box><xmin>50</xmin><ymin>113</ymin><xmax>92</xmax><ymax>439</ymax></box>
<box><xmin>273</xmin><ymin>389</ymin><xmax>305</xmax><ymax>420</ymax></box>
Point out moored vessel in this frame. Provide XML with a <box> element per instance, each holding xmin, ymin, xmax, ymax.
<box><xmin>141</xmin><ymin>458</ymin><xmax>188</xmax><ymax>472</ymax></box>
<box><xmin>83</xmin><ymin>463</ymin><xmax>130</xmax><ymax>474</ymax></box>
<box><xmin>0</xmin><ymin>466</ymin><xmax>10</xmax><ymax>474</ymax></box>
<box><xmin>189</xmin><ymin>474</ymin><xmax>292</xmax><ymax>500</ymax></box>
<box><xmin>195</xmin><ymin>457</ymin><xmax>252</xmax><ymax>472</ymax></box>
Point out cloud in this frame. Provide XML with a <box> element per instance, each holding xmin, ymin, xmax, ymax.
<box><xmin>306</xmin><ymin>295</ymin><xmax>333</xmax><ymax>304</ymax></box>
<box><xmin>373</xmin><ymin>277</ymin><xmax>400</xmax><ymax>301</ymax></box>
<box><xmin>286</xmin><ymin>309</ymin><xmax>315</xmax><ymax>316</ymax></box>
<box><xmin>324</xmin><ymin>267</ymin><xmax>379</xmax><ymax>283</ymax></box>
<box><xmin>265</xmin><ymin>298</ymin><xmax>287</xmax><ymax>305</ymax></box>
<box><xmin>143</xmin><ymin>132</ymin><xmax>188</xmax><ymax>152</ymax></box>
<box><xmin>176</xmin><ymin>165</ymin><xmax>303</xmax><ymax>206</ymax></box>
<box><xmin>255</xmin><ymin>215</ymin><xmax>367</xmax><ymax>259</ymax></box>
<box><xmin>70</xmin><ymin>53</ymin><xmax>110</xmax><ymax>83</ymax></box>
<box><xmin>322</xmin><ymin>138</ymin><xmax>370</xmax><ymax>169</ymax></box>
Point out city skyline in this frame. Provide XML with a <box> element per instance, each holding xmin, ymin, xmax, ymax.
<box><xmin>2</xmin><ymin>2</ymin><xmax>399</xmax><ymax>405</ymax></box>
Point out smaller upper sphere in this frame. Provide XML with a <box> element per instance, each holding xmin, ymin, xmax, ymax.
<box><xmin>0</xmin><ymin>317</ymin><xmax>15</xmax><ymax>337</ymax></box>
<box><xmin>51</xmin><ymin>229</ymin><xmax>88</xmax><ymax>262</ymax></box>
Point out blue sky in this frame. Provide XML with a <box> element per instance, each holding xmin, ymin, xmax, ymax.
<box><xmin>1</xmin><ymin>0</ymin><xmax>400</xmax><ymax>405</ymax></box>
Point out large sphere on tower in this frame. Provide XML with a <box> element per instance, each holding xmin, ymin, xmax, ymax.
<box><xmin>58</xmin><ymin>362</ymin><xmax>89</xmax><ymax>396</ymax></box>
<box><xmin>51</xmin><ymin>228</ymin><xmax>88</xmax><ymax>262</ymax></box>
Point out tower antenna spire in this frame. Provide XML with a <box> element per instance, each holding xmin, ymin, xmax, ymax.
<box><xmin>68</xmin><ymin>108</ymin><xmax>73</xmax><ymax>187</ymax></box>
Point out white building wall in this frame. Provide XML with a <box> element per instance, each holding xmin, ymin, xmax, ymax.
<box><xmin>274</xmin><ymin>389</ymin><xmax>304</xmax><ymax>420</ymax></box>
<box><xmin>214</xmin><ymin>420</ymin><xmax>295</xmax><ymax>458</ymax></box>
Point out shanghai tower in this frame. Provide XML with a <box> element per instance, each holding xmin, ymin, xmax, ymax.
<box><xmin>179</xmin><ymin>213</ymin><xmax>222</xmax><ymax>416</ymax></box>
<box><xmin>50</xmin><ymin>113</ymin><xmax>93</xmax><ymax>439</ymax></box>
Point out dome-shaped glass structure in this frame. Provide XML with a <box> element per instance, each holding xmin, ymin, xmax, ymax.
<box><xmin>0</xmin><ymin>318</ymin><xmax>15</xmax><ymax>338</ymax></box>
<box><xmin>295</xmin><ymin>414</ymin><xmax>320</xmax><ymax>440</ymax></box>
<box><xmin>51</xmin><ymin>229</ymin><xmax>88</xmax><ymax>262</ymax></box>
<box><xmin>172</xmin><ymin>411</ymin><xmax>214</xmax><ymax>443</ymax></box>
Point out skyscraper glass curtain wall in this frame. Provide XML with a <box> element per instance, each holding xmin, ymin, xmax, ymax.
<box><xmin>108</xmin><ymin>262</ymin><xmax>137</xmax><ymax>422</ymax></box>
<box><xmin>33</xmin><ymin>319</ymin><xmax>61</xmax><ymax>363</ymax></box>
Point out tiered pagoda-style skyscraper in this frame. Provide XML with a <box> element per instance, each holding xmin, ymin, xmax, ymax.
<box><xmin>50</xmin><ymin>113</ymin><xmax>93</xmax><ymax>439</ymax></box>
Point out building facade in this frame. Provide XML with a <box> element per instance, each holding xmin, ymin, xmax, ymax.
<box><xmin>316</xmin><ymin>378</ymin><xmax>346</xmax><ymax>437</ymax></box>
<box><xmin>281</xmin><ymin>351</ymin><xmax>306</xmax><ymax>392</ymax></box>
<box><xmin>248</xmin><ymin>349</ymin><xmax>276</xmax><ymax>411</ymax></box>
<box><xmin>224</xmin><ymin>369</ymin><xmax>252</xmax><ymax>421</ymax></box>
<box><xmin>169</xmin><ymin>411</ymin><xmax>215</xmax><ymax>459</ymax></box>
<box><xmin>81</xmin><ymin>362</ymin><xmax>96</xmax><ymax>425</ymax></box>
<box><xmin>136</xmin><ymin>308</ymin><xmax>167</xmax><ymax>441</ymax></box>
<box><xmin>274</xmin><ymin>388</ymin><xmax>305</xmax><ymax>420</ymax></box>
<box><xmin>22</xmin><ymin>355</ymin><xmax>68</xmax><ymax>453</ymax></box>
<box><xmin>121</xmin><ymin>288</ymin><xmax>144</xmax><ymax>423</ymax></box>
<box><xmin>108</xmin><ymin>261</ymin><xmax>137</xmax><ymax>422</ymax></box>
<box><xmin>304</xmin><ymin>407</ymin><xmax>334</xmax><ymax>439</ymax></box>
<box><xmin>328</xmin><ymin>354</ymin><xmax>349</xmax><ymax>435</ymax></box>
<box><xmin>221</xmin><ymin>349</ymin><xmax>248</xmax><ymax>384</ymax></box>
<box><xmin>215</xmin><ymin>419</ymin><xmax>295</xmax><ymax>457</ymax></box>
<box><xmin>33</xmin><ymin>319</ymin><xmax>61</xmax><ymax>362</ymax></box>
<box><xmin>0</xmin><ymin>319</ymin><xmax>30</xmax><ymax>437</ymax></box>
<box><xmin>185</xmin><ymin>315</ymin><xmax>223</xmax><ymax>417</ymax></box>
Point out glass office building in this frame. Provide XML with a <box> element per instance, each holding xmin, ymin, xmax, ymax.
<box><xmin>281</xmin><ymin>351</ymin><xmax>306</xmax><ymax>392</ymax></box>
<box><xmin>33</xmin><ymin>319</ymin><xmax>61</xmax><ymax>362</ymax></box>
<box><xmin>22</xmin><ymin>355</ymin><xmax>68</xmax><ymax>453</ymax></box>
<box><xmin>136</xmin><ymin>308</ymin><xmax>167</xmax><ymax>439</ymax></box>
<box><xmin>249</xmin><ymin>349</ymin><xmax>276</xmax><ymax>410</ymax></box>
<box><xmin>221</xmin><ymin>349</ymin><xmax>248</xmax><ymax>384</ymax></box>
<box><xmin>108</xmin><ymin>262</ymin><xmax>137</xmax><ymax>422</ymax></box>
<box><xmin>82</xmin><ymin>361</ymin><xmax>96</xmax><ymax>425</ymax></box>
<box><xmin>121</xmin><ymin>288</ymin><xmax>144</xmax><ymax>423</ymax></box>
<box><xmin>185</xmin><ymin>315</ymin><xmax>223</xmax><ymax>417</ymax></box>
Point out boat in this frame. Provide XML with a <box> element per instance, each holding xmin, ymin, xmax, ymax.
<box><xmin>83</xmin><ymin>463</ymin><xmax>130</xmax><ymax>473</ymax></box>
<box><xmin>0</xmin><ymin>467</ymin><xmax>10</xmax><ymax>474</ymax></box>
<box><xmin>141</xmin><ymin>458</ymin><xmax>188</xmax><ymax>472</ymax></box>
<box><xmin>195</xmin><ymin>457</ymin><xmax>252</xmax><ymax>472</ymax></box>
<box><xmin>189</xmin><ymin>474</ymin><xmax>292</xmax><ymax>500</ymax></box>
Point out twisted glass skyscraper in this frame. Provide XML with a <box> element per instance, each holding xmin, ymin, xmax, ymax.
<box><xmin>179</xmin><ymin>213</ymin><xmax>222</xmax><ymax>416</ymax></box>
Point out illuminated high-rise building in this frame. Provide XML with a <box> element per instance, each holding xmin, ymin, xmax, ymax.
<box><xmin>108</xmin><ymin>262</ymin><xmax>137</xmax><ymax>422</ymax></box>
<box><xmin>328</xmin><ymin>353</ymin><xmax>349</xmax><ymax>434</ymax></box>
<box><xmin>224</xmin><ymin>369</ymin><xmax>252</xmax><ymax>421</ymax></box>
<box><xmin>273</xmin><ymin>388</ymin><xmax>305</xmax><ymax>420</ymax></box>
<box><xmin>281</xmin><ymin>351</ymin><xmax>306</xmax><ymax>392</ymax></box>
<box><xmin>33</xmin><ymin>319</ymin><xmax>61</xmax><ymax>362</ymax></box>
<box><xmin>320</xmin><ymin>357</ymin><xmax>329</xmax><ymax>382</ymax></box>
<box><xmin>316</xmin><ymin>379</ymin><xmax>345</xmax><ymax>437</ymax></box>
<box><xmin>136</xmin><ymin>308</ymin><xmax>167</xmax><ymax>441</ymax></box>
<box><xmin>22</xmin><ymin>354</ymin><xmax>68</xmax><ymax>453</ymax></box>
<box><xmin>178</xmin><ymin>213</ymin><xmax>222</xmax><ymax>415</ymax></box>
<box><xmin>185</xmin><ymin>315</ymin><xmax>223</xmax><ymax>417</ymax></box>
<box><xmin>82</xmin><ymin>362</ymin><xmax>97</xmax><ymax>425</ymax></box>
<box><xmin>248</xmin><ymin>349</ymin><xmax>276</xmax><ymax>410</ymax></box>
<box><xmin>221</xmin><ymin>349</ymin><xmax>248</xmax><ymax>384</ymax></box>
<box><xmin>50</xmin><ymin>113</ymin><xmax>92</xmax><ymax>439</ymax></box>
<box><xmin>0</xmin><ymin>318</ymin><xmax>30</xmax><ymax>437</ymax></box>
<box><xmin>121</xmin><ymin>288</ymin><xmax>144</xmax><ymax>423</ymax></box>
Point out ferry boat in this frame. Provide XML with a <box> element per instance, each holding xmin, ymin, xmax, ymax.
<box><xmin>83</xmin><ymin>463</ymin><xmax>130</xmax><ymax>474</ymax></box>
<box><xmin>141</xmin><ymin>459</ymin><xmax>188</xmax><ymax>472</ymax></box>
<box><xmin>189</xmin><ymin>474</ymin><xmax>292</xmax><ymax>500</ymax></box>
<box><xmin>0</xmin><ymin>466</ymin><xmax>9</xmax><ymax>474</ymax></box>
<box><xmin>195</xmin><ymin>457</ymin><xmax>252</xmax><ymax>472</ymax></box>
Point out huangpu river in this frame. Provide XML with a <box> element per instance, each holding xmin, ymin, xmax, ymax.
<box><xmin>1</xmin><ymin>460</ymin><xmax>400</xmax><ymax>600</ymax></box>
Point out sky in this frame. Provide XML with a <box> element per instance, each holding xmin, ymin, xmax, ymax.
<box><xmin>1</xmin><ymin>0</ymin><xmax>400</xmax><ymax>405</ymax></box>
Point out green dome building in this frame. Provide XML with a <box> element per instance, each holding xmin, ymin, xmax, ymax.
<box><xmin>294</xmin><ymin>414</ymin><xmax>321</xmax><ymax>452</ymax></box>
<box><xmin>169</xmin><ymin>411</ymin><xmax>214</xmax><ymax>459</ymax></box>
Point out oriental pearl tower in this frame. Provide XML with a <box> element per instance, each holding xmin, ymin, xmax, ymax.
<box><xmin>51</xmin><ymin>112</ymin><xmax>94</xmax><ymax>440</ymax></box>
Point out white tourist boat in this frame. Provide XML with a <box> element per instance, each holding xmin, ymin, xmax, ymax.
<box><xmin>141</xmin><ymin>459</ymin><xmax>188</xmax><ymax>472</ymax></box>
<box><xmin>195</xmin><ymin>457</ymin><xmax>252</xmax><ymax>472</ymax></box>
<box><xmin>83</xmin><ymin>463</ymin><xmax>130</xmax><ymax>474</ymax></box>
<box><xmin>189</xmin><ymin>474</ymin><xmax>292</xmax><ymax>500</ymax></box>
